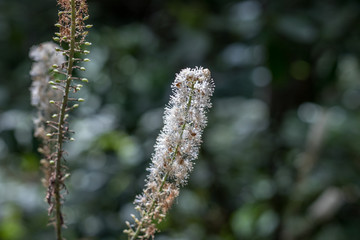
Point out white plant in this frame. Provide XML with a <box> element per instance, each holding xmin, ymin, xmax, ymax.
<box><xmin>125</xmin><ymin>67</ymin><xmax>215</xmax><ymax>239</ymax></box>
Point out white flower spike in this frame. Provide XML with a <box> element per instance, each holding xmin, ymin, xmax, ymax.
<box><xmin>125</xmin><ymin>67</ymin><xmax>215</xmax><ymax>240</ymax></box>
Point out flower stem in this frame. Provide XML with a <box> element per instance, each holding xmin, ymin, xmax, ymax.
<box><xmin>54</xmin><ymin>0</ymin><xmax>76</xmax><ymax>239</ymax></box>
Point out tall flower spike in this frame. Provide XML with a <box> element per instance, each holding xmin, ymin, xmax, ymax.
<box><xmin>30</xmin><ymin>1</ymin><xmax>91</xmax><ymax>239</ymax></box>
<box><xmin>124</xmin><ymin>67</ymin><xmax>215</xmax><ymax>240</ymax></box>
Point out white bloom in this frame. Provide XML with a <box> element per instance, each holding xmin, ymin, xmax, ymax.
<box><xmin>29</xmin><ymin>42</ymin><xmax>64</xmax><ymax>138</ymax></box>
<box><xmin>149</xmin><ymin>67</ymin><xmax>214</xmax><ymax>185</ymax></box>
<box><xmin>126</xmin><ymin>67</ymin><xmax>214</xmax><ymax>239</ymax></box>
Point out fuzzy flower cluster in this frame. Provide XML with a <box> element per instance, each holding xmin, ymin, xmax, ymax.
<box><xmin>125</xmin><ymin>67</ymin><xmax>214</xmax><ymax>240</ymax></box>
<box><xmin>30</xmin><ymin>42</ymin><xmax>65</xmax><ymax>187</ymax></box>
<box><xmin>30</xmin><ymin>42</ymin><xmax>64</xmax><ymax>139</ymax></box>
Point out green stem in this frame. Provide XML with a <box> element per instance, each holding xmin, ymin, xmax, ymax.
<box><xmin>130</xmin><ymin>83</ymin><xmax>195</xmax><ymax>240</ymax></box>
<box><xmin>54</xmin><ymin>0</ymin><xmax>76</xmax><ymax>239</ymax></box>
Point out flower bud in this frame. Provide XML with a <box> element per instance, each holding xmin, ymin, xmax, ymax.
<box><xmin>63</xmin><ymin>173</ymin><xmax>71</xmax><ymax>179</ymax></box>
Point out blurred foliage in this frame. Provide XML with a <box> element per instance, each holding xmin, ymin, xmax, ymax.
<box><xmin>1</xmin><ymin>0</ymin><xmax>360</xmax><ymax>239</ymax></box>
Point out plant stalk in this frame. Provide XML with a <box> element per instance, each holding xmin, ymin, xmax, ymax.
<box><xmin>54</xmin><ymin>0</ymin><xmax>76</xmax><ymax>239</ymax></box>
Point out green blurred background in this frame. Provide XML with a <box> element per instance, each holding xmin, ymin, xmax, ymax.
<box><xmin>1</xmin><ymin>0</ymin><xmax>360</xmax><ymax>239</ymax></box>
